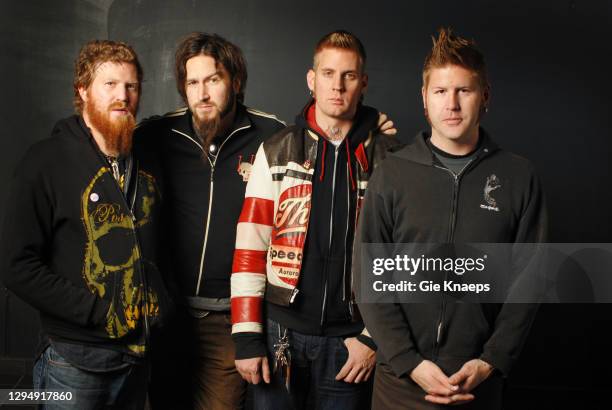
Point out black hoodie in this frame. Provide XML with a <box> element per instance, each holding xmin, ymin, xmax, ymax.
<box><xmin>0</xmin><ymin>116</ymin><xmax>171</xmax><ymax>356</ymax></box>
<box><xmin>355</xmin><ymin>129</ymin><xmax>547</xmax><ymax>378</ymax></box>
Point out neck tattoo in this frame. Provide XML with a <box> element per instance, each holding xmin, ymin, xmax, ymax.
<box><xmin>326</xmin><ymin>125</ymin><xmax>344</xmax><ymax>141</ymax></box>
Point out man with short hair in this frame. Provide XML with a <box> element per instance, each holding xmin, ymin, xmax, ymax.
<box><xmin>354</xmin><ymin>28</ymin><xmax>547</xmax><ymax>409</ymax></box>
<box><xmin>0</xmin><ymin>40</ymin><xmax>170</xmax><ymax>409</ymax></box>
<box><xmin>231</xmin><ymin>30</ymin><xmax>398</xmax><ymax>409</ymax></box>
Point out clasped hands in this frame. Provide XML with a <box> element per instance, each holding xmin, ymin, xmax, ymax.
<box><xmin>410</xmin><ymin>358</ymin><xmax>494</xmax><ymax>405</ymax></box>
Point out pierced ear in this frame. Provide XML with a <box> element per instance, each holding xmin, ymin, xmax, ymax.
<box><xmin>483</xmin><ymin>86</ymin><xmax>491</xmax><ymax>105</ymax></box>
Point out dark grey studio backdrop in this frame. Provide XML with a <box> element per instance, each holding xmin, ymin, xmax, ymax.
<box><xmin>1</xmin><ymin>0</ymin><xmax>611</xmax><ymax>401</ymax></box>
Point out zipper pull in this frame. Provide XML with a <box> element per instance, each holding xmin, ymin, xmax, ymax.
<box><xmin>289</xmin><ymin>288</ymin><xmax>299</xmax><ymax>303</ymax></box>
<box><xmin>110</xmin><ymin>159</ymin><xmax>120</xmax><ymax>182</ymax></box>
<box><xmin>436</xmin><ymin>321</ymin><xmax>443</xmax><ymax>344</ymax></box>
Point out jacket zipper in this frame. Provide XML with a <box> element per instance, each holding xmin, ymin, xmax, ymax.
<box><xmin>101</xmin><ymin>155</ymin><xmax>151</xmax><ymax>344</ymax></box>
<box><xmin>195</xmin><ymin>168</ymin><xmax>215</xmax><ymax>295</ymax></box>
<box><xmin>432</xmin><ymin>159</ymin><xmax>475</xmax><ymax>358</ymax></box>
<box><xmin>320</xmin><ymin>144</ymin><xmax>340</xmax><ymax>326</ymax></box>
<box><xmin>342</xmin><ymin>162</ymin><xmax>350</xmax><ymax>303</ymax></box>
<box><xmin>129</xmin><ymin>172</ymin><xmax>150</xmax><ymax>343</ymax></box>
<box><xmin>171</xmin><ymin>125</ymin><xmax>250</xmax><ymax>296</ymax></box>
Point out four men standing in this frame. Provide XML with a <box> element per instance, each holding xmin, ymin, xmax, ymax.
<box><xmin>0</xmin><ymin>27</ymin><xmax>544</xmax><ymax>410</ymax></box>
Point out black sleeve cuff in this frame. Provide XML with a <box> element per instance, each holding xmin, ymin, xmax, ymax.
<box><xmin>232</xmin><ymin>332</ymin><xmax>268</xmax><ymax>360</ymax></box>
<box><xmin>480</xmin><ymin>349</ymin><xmax>512</xmax><ymax>378</ymax></box>
<box><xmin>356</xmin><ymin>334</ymin><xmax>377</xmax><ymax>351</ymax></box>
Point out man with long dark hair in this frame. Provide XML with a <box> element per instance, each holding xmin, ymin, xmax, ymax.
<box><xmin>137</xmin><ymin>32</ymin><xmax>287</xmax><ymax>409</ymax></box>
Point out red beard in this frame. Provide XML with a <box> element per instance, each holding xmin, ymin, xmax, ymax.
<box><xmin>86</xmin><ymin>98</ymin><xmax>136</xmax><ymax>156</ymax></box>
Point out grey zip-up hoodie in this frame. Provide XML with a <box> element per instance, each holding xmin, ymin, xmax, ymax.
<box><xmin>354</xmin><ymin>128</ymin><xmax>547</xmax><ymax>378</ymax></box>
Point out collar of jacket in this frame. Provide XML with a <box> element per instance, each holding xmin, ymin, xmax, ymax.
<box><xmin>51</xmin><ymin>115</ymin><xmax>137</xmax><ymax>201</ymax></box>
<box><xmin>392</xmin><ymin>127</ymin><xmax>500</xmax><ymax>166</ymax></box>
<box><xmin>172</xmin><ymin>101</ymin><xmax>252</xmax><ymax>143</ymax></box>
<box><xmin>294</xmin><ymin>99</ymin><xmax>379</xmax><ymax>150</ymax></box>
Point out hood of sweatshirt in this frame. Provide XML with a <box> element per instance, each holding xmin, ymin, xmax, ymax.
<box><xmin>51</xmin><ymin>115</ymin><xmax>94</xmax><ymax>144</ymax></box>
<box><xmin>295</xmin><ymin>99</ymin><xmax>381</xmax><ymax>190</ymax></box>
<box><xmin>295</xmin><ymin>99</ymin><xmax>380</xmax><ymax>149</ymax></box>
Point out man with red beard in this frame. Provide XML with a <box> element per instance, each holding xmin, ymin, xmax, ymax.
<box><xmin>1</xmin><ymin>40</ymin><xmax>171</xmax><ymax>409</ymax></box>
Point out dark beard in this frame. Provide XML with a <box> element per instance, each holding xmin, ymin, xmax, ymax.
<box><xmin>192</xmin><ymin>89</ymin><xmax>235</xmax><ymax>154</ymax></box>
<box><xmin>86</xmin><ymin>99</ymin><xmax>136</xmax><ymax>156</ymax></box>
<box><xmin>193</xmin><ymin>113</ymin><xmax>221</xmax><ymax>154</ymax></box>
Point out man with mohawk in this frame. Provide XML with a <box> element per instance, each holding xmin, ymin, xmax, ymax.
<box><xmin>355</xmin><ymin>28</ymin><xmax>547</xmax><ymax>409</ymax></box>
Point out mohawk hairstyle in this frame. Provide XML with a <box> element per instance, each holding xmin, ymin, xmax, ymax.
<box><xmin>423</xmin><ymin>27</ymin><xmax>488</xmax><ymax>90</ymax></box>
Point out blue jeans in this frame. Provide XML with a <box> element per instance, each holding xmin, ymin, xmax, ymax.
<box><xmin>33</xmin><ymin>345</ymin><xmax>147</xmax><ymax>409</ymax></box>
<box><xmin>251</xmin><ymin>319</ymin><xmax>372</xmax><ymax>410</ymax></box>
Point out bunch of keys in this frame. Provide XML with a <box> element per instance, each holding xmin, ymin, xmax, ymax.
<box><xmin>273</xmin><ymin>327</ymin><xmax>291</xmax><ymax>391</ymax></box>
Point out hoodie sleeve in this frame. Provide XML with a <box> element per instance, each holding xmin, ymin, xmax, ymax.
<box><xmin>231</xmin><ymin>143</ymin><xmax>274</xmax><ymax>359</ymax></box>
<box><xmin>354</xmin><ymin>164</ymin><xmax>424</xmax><ymax>378</ymax></box>
<box><xmin>480</xmin><ymin>163</ymin><xmax>547</xmax><ymax>376</ymax></box>
<box><xmin>0</xmin><ymin>148</ymin><xmax>110</xmax><ymax>327</ymax></box>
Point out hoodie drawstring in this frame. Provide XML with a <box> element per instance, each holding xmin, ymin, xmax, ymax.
<box><xmin>345</xmin><ymin>137</ymin><xmax>356</xmax><ymax>191</ymax></box>
<box><xmin>319</xmin><ymin>139</ymin><xmax>327</xmax><ymax>182</ymax></box>
<box><xmin>320</xmin><ymin>137</ymin><xmax>356</xmax><ymax>191</ymax></box>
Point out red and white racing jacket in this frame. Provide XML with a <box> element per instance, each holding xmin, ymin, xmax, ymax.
<box><xmin>230</xmin><ymin>124</ymin><xmax>397</xmax><ymax>336</ymax></box>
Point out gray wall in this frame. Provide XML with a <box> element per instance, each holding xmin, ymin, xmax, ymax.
<box><xmin>1</xmin><ymin>0</ymin><xmax>611</xmax><ymax>404</ymax></box>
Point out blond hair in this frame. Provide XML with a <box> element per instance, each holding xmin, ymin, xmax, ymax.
<box><xmin>313</xmin><ymin>30</ymin><xmax>367</xmax><ymax>72</ymax></box>
<box><xmin>423</xmin><ymin>27</ymin><xmax>488</xmax><ymax>90</ymax></box>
